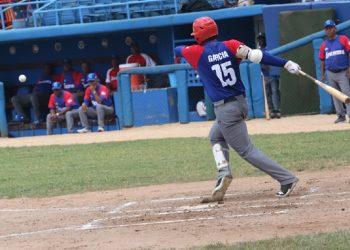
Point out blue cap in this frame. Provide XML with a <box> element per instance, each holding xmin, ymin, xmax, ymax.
<box><xmin>52</xmin><ymin>81</ymin><xmax>62</xmax><ymax>90</ymax></box>
<box><xmin>324</xmin><ymin>19</ymin><xmax>336</xmax><ymax>28</ymax></box>
<box><xmin>87</xmin><ymin>72</ymin><xmax>98</xmax><ymax>82</ymax></box>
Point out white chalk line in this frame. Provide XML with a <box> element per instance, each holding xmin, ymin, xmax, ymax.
<box><xmin>77</xmin><ymin>210</ymin><xmax>289</xmax><ymax>231</ymax></box>
<box><xmin>0</xmin><ymin>206</ymin><xmax>106</xmax><ymax>213</ymax></box>
<box><xmin>107</xmin><ymin>201</ymin><xmax>138</xmax><ymax>214</ymax></box>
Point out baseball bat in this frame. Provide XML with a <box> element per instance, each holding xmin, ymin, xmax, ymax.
<box><xmin>299</xmin><ymin>70</ymin><xmax>350</xmax><ymax>104</ymax></box>
<box><xmin>261</xmin><ymin>73</ymin><xmax>270</xmax><ymax>120</ymax></box>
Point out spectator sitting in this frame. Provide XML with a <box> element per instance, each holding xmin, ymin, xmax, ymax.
<box><xmin>77</xmin><ymin>73</ymin><xmax>114</xmax><ymax>133</ymax></box>
<box><xmin>80</xmin><ymin>61</ymin><xmax>100</xmax><ymax>89</ymax></box>
<box><xmin>179</xmin><ymin>0</ymin><xmax>215</xmax><ymax>13</ymax></box>
<box><xmin>11</xmin><ymin>63</ymin><xmax>57</xmax><ymax>125</ymax></box>
<box><xmin>223</xmin><ymin>0</ymin><xmax>237</xmax><ymax>8</ymax></box>
<box><xmin>46</xmin><ymin>82</ymin><xmax>79</xmax><ymax>135</ymax></box>
<box><xmin>57</xmin><ymin>59</ymin><xmax>84</xmax><ymax>104</ymax></box>
<box><xmin>105</xmin><ymin>54</ymin><xmax>120</xmax><ymax>92</ymax></box>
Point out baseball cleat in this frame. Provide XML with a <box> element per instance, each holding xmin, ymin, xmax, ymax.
<box><xmin>201</xmin><ymin>176</ymin><xmax>232</xmax><ymax>203</ymax></box>
<box><xmin>275</xmin><ymin>179</ymin><xmax>299</xmax><ymax>198</ymax></box>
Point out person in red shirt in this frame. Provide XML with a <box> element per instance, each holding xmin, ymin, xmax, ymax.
<box><xmin>57</xmin><ymin>59</ymin><xmax>84</xmax><ymax>104</ymax></box>
<box><xmin>77</xmin><ymin>73</ymin><xmax>114</xmax><ymax>133</ymax></box>
<box><xmin>126</xmin><ymin>43</ymin><xmax>156</xmax><ymax>67</ymax></box>
<box><xmin>46</xmin><ymin>82</ymin><xmax>79</xmax><ymax>135</ymax></box>
<box><xmin>105</xmin><ymin>55</ymin><xmax>120</xmax><ymax>92</ymax></box>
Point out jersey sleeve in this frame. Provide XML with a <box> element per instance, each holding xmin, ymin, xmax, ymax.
<box><xmin>48</xmin><ymin>94</ymin><xmax>55</xmax><ymax>109</ymax></box>
<box><xmin>84</xmin><ymin>88</ymin><xmax>91</xmax><ymax>106</ymax></box>
<box><xmin>319</xmin><ymin>42</ymin><xmax>326</xmax><ymax>60</ymax></box>
<box><xmin>65</xmin><ymin>92</ymin><xmax>76</xmax><ymax>107</ymax></box>
<box><xmin>181</xmin><ymin>45</ymin><xmax>204</xmax><ymax>70</ymax></box>
<box><xmin>99</xmin><ymin>86</ymin><xmax>109</xmax><ymax>102</ymax></box>
<box><xmin>223</xmin><ymin>39</ymin><xmax>244</xmax><ymax>56</ymax></box>
<box><xmin>105</xmin><ymin>69</ymin><xmax>111</xmax><ymax>83</ymax></box>
<box><xmin>339</xmin><ymin>35</ymin><xmax>350</xmax><ymax>53</ymax></box>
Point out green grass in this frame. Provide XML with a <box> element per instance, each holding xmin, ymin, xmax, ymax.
<box><xmin>188</xmin><ymin>230</ymin><xmax>350</xmax><ymax>250</ymax></box>
<box><xmin>0</xmin><ymin>130</ymin><xmax>350</xmax><ymax>198</ymax></box>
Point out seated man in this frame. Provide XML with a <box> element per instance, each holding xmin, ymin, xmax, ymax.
<box><xmin>77</xmin><ymin>73</ymin><xmax>114</xmax><ymax>133</ymax></box>
<box><xmin>11</xmin><ymin>63</ymin><xmax>57</xmax><ymax>124</ymax></box>
<box><xmin>46</xmin><ymin>82</ymin><xmax>79</xmax><ymax>135</ymax></box>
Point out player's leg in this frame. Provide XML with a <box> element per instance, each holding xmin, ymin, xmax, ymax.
<box><xmin>264</xmin><ymin>76</ymin><xmax>274</xmax><ymax>117</ymax></box>
<box><xmin>77</xmin><ymin>106</ymin><xmax>93</xmax><ymax>133</ymax></box>
<box><xmin>334</xmin><ymin>71</ymin><xmax>350</xmax><ymax>120</ymax></box>
<box><xmin>46</xmin><ymin>113</ymin><xmax>54</xmax><ymax>135</ymax></box>
<box><xmin>65</xmin><ymin>109</ymin><xmax>79</xmax><ymax>133</ymax></box>
<box><xmin>270</xmin><ymin>76</ymin><xmax>281</xmax><ymax>118</ymax></box>
<box><xmin>326</xmin><ymin>71</ymin><xmax>346</xmax><ymax>122</ymax></box>
<box><xmin>11</xmin><ymin>94</ymin><xmax>31</xmax><ymax>121</ymax></box>
<box><xmin>201</xmin><ymin>121</ymin><xmax>232</xmax><ymax>203</ymax></box>
<box><xmin>30</xmin><ymin>92</ymin><xmax>49</xmax><ymax>123</ymax></box>
<box><xmin>218</xmin><ymin>95</ymin><xmax>298</xmax><ymax>197</ymax></box>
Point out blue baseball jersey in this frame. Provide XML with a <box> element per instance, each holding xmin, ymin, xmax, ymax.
<box><xmin>319</xmin><ymin>35</ymin><xmax>350</xmax><ymax>72</ymax></box>
<box><xmin>175</xmin><ymin>40</ymin><xmax>245</xmax><ymax>102</ymax></box>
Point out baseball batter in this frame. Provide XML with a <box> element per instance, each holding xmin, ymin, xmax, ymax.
<box><xmin>175</xmin><ymin>17</ymin><xmax>300</xmax><ymax>202</ymax></box>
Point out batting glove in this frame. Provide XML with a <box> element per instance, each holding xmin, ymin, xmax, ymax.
<box><xmin>284</xmin><ymin>60</ymin><xmax>301</xmax><ymax>75</ymax></box>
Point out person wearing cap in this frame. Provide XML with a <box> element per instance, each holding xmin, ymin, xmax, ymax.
<box><xmin>46</xmin><ymin>81</ymin><xmax>79</xmax><ymax>135</ymax></box>
<box><xmin>105</xmin><ymin>55</ymin><xmax>120</xmax><ymax>92</ymax></box>
<box><xmin>57</xmin><ymin>59</ymin><xmax>84</xmax><ymax>103</ymax></box>
<box><xmin>77</xmin><ymin>73</ymin><xmax>114</xmax><ymax>133</ymax></box>
<box><xmin>257</xmin><ymin>32</ymin><xmax>282</xmax><ymax>119</ymax></box>
<box><xmin>319</xmin><ymin>19</ymin><xmax>350</xmax><ymax>123</ymax></box>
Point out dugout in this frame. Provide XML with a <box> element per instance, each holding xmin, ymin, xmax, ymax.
<box><xmin>1</xmin><ymin>2</ymin><xmax>350</xmax><ymax>136</ymax></box>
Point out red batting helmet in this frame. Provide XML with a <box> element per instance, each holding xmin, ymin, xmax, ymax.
<box><xmin>191</xmin><ymin>17</ymin><xmax>218</xmax><ymax>45</ymax></box>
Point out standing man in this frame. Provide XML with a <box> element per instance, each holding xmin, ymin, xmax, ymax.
<box><xmin>57</xmin><ymin>59</ymin><xmax>84</xmax><ymax>104</ymax></box>
<box><xmin>258</xmin><ymin>32</ymin><xmax>282</xmax><ymax>119</ymax></box>
<box><xmin>77</xmin><ymin>73</ymin><xmax>114</xmax><ymax>133</ymax></box>
<box><xmin>175</xmin><ymin>17</ymin><xmax>300</xmax><ymax>203</ymax></box>
<box><xmin>46</xmin><ymin>82</ymin><xmax>79</xmax><ymax>135</ymax></box>
<box><xmin>319</xmin><ymin>19</ymin><xmax>350</xmax><ymax>123</ymax></box>
<box><xmin>105</xmin><ymin>55</ymin><xmax>120</xmax><ymax>92</ymax></box>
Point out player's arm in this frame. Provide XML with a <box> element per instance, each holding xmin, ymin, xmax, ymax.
<box><xmin>174</xmin><ymin>46</ymin><xmax>185</xmax><ymax>63</ymax></box>
<box><xmin>235</xmin><ymin>44</ymin><xmax>300</xmax><ymax>74</ymax></box>
<box><xmin>319</xmin><ymin>42</ymin><xmax>326</xmax><ymax>81</ymax></box>
<box><xmin>339</xmin><ymin>35</ymin><xmax>350</xmax><ymax>77</ymax></box>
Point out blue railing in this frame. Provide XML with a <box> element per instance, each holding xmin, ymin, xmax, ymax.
<box><xmin>0</xmin><ymin>0</ymin><xmax>178</xmax><ymax>29</ymax></box>
<box><xmin>32</xmin><ymin>0</ymin><xmax>177</xmax><ymax>27</ymax></box>
<box><xmin>0</xmin><ymin>0</ymin><xmax>50</xmax><ymax>30</ymax></box>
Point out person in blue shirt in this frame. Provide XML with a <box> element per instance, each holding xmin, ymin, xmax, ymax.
<box><xmin>11</xmin><ymin>63</ymin><xmax>57</xmax><ymax>125</ymax></box>
<box><xmin>175</xmin><ymin>17</ymin><xmax>300</xmax><ymax>203</ymax></box>
<box><xmin>258</xmin><ymin>32</ymin><xmax>282</xmax><ymax>119</ymax></box>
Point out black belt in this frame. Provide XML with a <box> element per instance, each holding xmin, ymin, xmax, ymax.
<box><xmin>328</xmin><ymin>68</ymin><xmax>347</xmax><ymax>73</ymax></box>
<box><xmin>223</xmin><ymin>94</ymin><xmax>246</xmax><ymax>103</ymax></box>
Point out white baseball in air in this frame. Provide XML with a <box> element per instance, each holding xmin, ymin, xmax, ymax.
<box><xmin>18</xmin><ymin>74</ymin><xmax>27</xmax><ymax>83</ymax></box>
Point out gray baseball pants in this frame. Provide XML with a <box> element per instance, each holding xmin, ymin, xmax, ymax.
<box><xmin>79</xmin><ymin>104</ymin><xmax>114</xmax><ymax>129</ymax></box>
<box><xmin>209</xmin><ymin>95</ymin><xmax>298</xmax><ymax>185</ymax></box>
<box><xmin>11</xmin><ymin>92</ymin><xmax>49</xmax><ymax>121</ymax></box>
<box><xmin>326</xmin><ymin>70</ymin><xmax>350</xmax><ymax>117</ymax></box>
<box><xmin>46</xmin><ymin>109</ymin><xmax>79</xmax><ymax>135</ymax></box>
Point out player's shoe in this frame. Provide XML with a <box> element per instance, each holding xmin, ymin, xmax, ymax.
<box><xmin>97</xmin><ymin>126</ymin><xmax>105</xmax><ymax>132</ymax></box>
<box><xmin>275</xmin><ymin>179</ymin><xmax>298</xmax><ymax>198</ymax></box>
<box><xmin>13</xmin><ymin>114</ymin><xmax>25</xmax><ymax>122</ymax></box>
<box><xmin>201</xmin><ymin>176</ymin><xmax>233</xmax><ymax>203</ymax></box>
<box><xmin>77</xmin><ymin>127</ymin><xmax>91</xmax><ymax>133</ymax></box>
<box><xmin>334</xmin><ymin>115</ymin><xmax>345</xmax><ymax>123</ymax></box>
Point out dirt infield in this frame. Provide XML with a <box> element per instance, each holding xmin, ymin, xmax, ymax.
<box><xmin>0</xmin><ymin>114</ymin><xmax>350</xmax><ymax>249</ymax></box>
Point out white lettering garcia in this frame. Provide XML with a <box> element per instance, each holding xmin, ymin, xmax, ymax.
<box><xmin>208</xmin><ymin>51</ymin><xmax>229</xmax><ymax>62</ymax></box>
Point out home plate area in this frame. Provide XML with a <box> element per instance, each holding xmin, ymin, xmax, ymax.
<box><xmin>1</xmin><ymin>171</ymin><xmax>350</xmax><ymax>249</ymax></box>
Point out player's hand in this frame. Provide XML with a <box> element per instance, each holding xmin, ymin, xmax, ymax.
<box><xmin>321</xmin><ymin>75</ymin><xmax>325</xmax><ymax>81</ymax></box>
<box><xmin>284</xmin><ymin>61</ymin><xmax>301</xmax><ymax>75</ymax></box>
<box><xmin>81</xmin><ymin>103</ymin><xmax>87</xmax><ymax>111</ymax></box>
<box><xmin>50</xmin><ymin>114</ymin><xmax>57</xmax><ymax>122</ymax></box>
